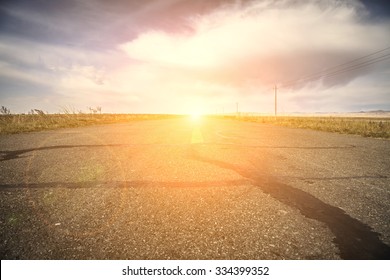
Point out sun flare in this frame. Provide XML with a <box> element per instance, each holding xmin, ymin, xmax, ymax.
<box><xmin>190</xmin><ymin>112</ymin><xmax>203</xmax><ymax>122</ymax></box>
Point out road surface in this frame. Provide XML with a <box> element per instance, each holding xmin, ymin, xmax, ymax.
<box><xmin>0</xmin><ymin>117</ymin><xmax>389</xmax><ymax>259</ymax></box>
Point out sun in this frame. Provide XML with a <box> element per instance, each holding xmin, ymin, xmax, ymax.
<box><xmin>190</xmin><ymin>112</ymin><xmax>203</xmax><ymax>122</ymax></box>
<box><xmin>185</xmin><ymin>101</ymin><xmax>207</xmax><ymax>122</ymax></box>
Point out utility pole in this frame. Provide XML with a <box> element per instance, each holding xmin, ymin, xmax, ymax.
<box><xmin>274</xmin><ymin>85</ymin><xmax>277</xmax><ymax>117</ymax></box>
<box><xmin>236</xmin><ymin>102</ymin><xmax>239</xmax><ymax>116</ymax></box>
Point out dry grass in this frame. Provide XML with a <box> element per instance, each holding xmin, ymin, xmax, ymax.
<box><xmin>228</xmin><ymin>116</ymin><xmax>390</xmax><ymax>139</ymax></box>
<box><xmin>2</xmin><ymin>113</ymin><xmax>389</xmax><ymax>139</ymax></box>
<box><xmin>0</xmin><ymin>114</ymin><xmax>177</xmax><ymax>135</ymax></box>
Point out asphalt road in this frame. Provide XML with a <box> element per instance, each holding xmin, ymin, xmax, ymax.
<box><xmin>0</xmin><ymin>117</ymin><xmax>389</xmax><ymax>259</ymax></box>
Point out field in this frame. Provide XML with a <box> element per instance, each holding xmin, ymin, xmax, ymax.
<box><xmin>0</xmin><ymin>113</ymin><xmax>389</xmax><ymax>138</ymax></box>
<box><xmin>0</xmin><ymin>114</ymin><xmax>178</xmax><ymax>135</ymax></box>
<box><xmin>230</xmin><ymin>115</ymin><xmax>390</xmax><ymax>139</ymax></box>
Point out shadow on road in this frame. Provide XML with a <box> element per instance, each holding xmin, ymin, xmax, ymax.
<box><xmin>0</xmin><ymin>179</ymin><xmax>250</xmax><ymax>190</ymax></box>
<box><xmin>188</xmin><ymin>146</ymin><xmax>390</xmax><ymax>260</ymax></box>
<box><xmin>0</xmin><ymin>145</ymin><xmax>129</xmax><ymax>161</ymax></box>
<box><xmin>1</xmin><ymin>143</ymin><xmax>389</xmax><ymax>259</ymax></box>
<box><xmin>0</xmin><ymin>143</ymin><xmax>357</xmax><ymax>162</ymax></box>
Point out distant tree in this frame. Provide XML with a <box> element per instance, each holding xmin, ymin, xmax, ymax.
<box><xmin>34</xmin><ymin>109</ymin><xmax>45</xmax><ymax>115</ymax></box>
<box><xmin>88</xmin><ymin>106</ymin><xmax>100</xmax><ymax>114</ymax></box>
<box><xmin>0</xmin><ymin>106</ymin><xmax>11</xmax><ymax>115</ymax></box>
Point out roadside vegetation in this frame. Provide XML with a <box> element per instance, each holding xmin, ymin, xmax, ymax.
<box><xmin>1</xmin><ymin>105</ymin><xmax>389</xmax><ymax>138</ymax></box>
<box><xmin>0</xmin><ymin>106</ymin><xmax>177</xmax><ymax>135</ymax></box>
<box><xmin>229</xmin><ymin>115</ymin><xmax>390</xmax><ymax>139</ymax></box>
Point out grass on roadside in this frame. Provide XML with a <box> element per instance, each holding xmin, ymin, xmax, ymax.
<box><xmin>1</xmin><ymin>113</ymin><xmax>389</xmax><ymax>139</ymax></box>
<box><xmin>225</xmin><ymin>116</ymin><xmax>390</xmax><ymax>139</ymax></box>
<box><xmin>0</xmin><ymin>114</ymin><xmax>178</xmax><ymax>135</ymax></box>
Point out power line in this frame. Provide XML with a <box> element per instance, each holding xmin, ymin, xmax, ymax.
<box><xmin>279</xmin><ymin>45</ymin><xmax>390</xmax><ymax>88</ymax></box>
<box><xmin>314</xmin><ymin>46</ymin><xmax>390</xmax><ymax>72</ymax></box>
<box><xmin>261</xmin><ymin>45</ymin><xmax>390</xmax><ymax>114</ymax></box>
<box><xmin>274</xmin><ymin>85</ymin><xmax>277</xmax><ymax>117</ymax></box>
<box><xmin>311</xmin><ymin>54</ymin><xmax>390</xmax><ymax>79</ymax></box>
<box><xmin>281</xmin><ymin>54</ymin><xmax>390</xmax><ymax>88</ymax></box>
<box><xmin>280</xmin><ymin>45</ymin><xmax>390</xmax><ymax>87</ymax></box>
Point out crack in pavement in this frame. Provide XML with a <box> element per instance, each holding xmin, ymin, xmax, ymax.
<box><xmin>0</xmin><ymin>179</ymin><xmax>251</xmax><ymax>190</ymax></box>
<box><xmin>0</xmin><ymin>145</ymin><xmax>128</xmax><ymax>162</ymax></box>
<box><xmin>188</xmin><ymin>146</ymin><xmax>390</xmax><ymax>260</ymax></box>
<box><xmin>0</xmin><ymin>143</ymin><xmax>357</xmax><ymax>162</ymax></box>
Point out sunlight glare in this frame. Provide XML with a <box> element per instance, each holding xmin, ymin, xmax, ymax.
<box><xmin>190</xmin><ymin>112</ymin><xmax>203</xmax><ymax>122</ymax></box>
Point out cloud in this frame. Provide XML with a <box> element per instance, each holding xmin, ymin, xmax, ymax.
<box><xmin>0</xmin><ymin>35</ymin><xmax>141</xmax><ymax>113</ymax></box>
<box><xmin>120</xmin><ymin>0</ymin><xmax>390</xmax><ymax>90</ymax></box>
<box><xmin>1</xmin><ymin>0</ymin><xmax>389</xmax><ymax>113</ymax></box>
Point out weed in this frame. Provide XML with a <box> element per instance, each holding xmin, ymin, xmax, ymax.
<box><xmin>229</xmin><ymin>116</ymin><xmax>390</xmax><ymax>139</ymax></box>
<box><xmin>0</xmin><ymin>113</ymin><xmax>178</xmax><ymax>135</ymax></box>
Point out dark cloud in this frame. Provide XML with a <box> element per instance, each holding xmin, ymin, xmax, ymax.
<box><xmin>0</xmin><ymin>0</ymin><xmax>238</xmax><ymax>49</ymax></box>
<box><xmin>361</xmin><ymin>0</ymin><xmax>390</xmax><ymax>19</ymax></box>
<box><xmin>1</xmin><ymin>0</ymin><xmax>389</xmax><ymax>113</ymax></box>
<box><xmin>0</xmin><ymin>0</ymin><xmax>388</xmax><ymax>50</ymax></box>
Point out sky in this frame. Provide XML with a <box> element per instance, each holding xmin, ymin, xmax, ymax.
<box><xmin>0</xmin><ymin>0</ymin><xmax>390</xmax><ymax>114</ymax></box>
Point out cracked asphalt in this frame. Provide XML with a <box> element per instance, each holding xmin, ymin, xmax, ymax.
<box><xmin>0</xmin><ymin>117</ymin><xmax>389</xmax><ymax>259</ymax></box>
